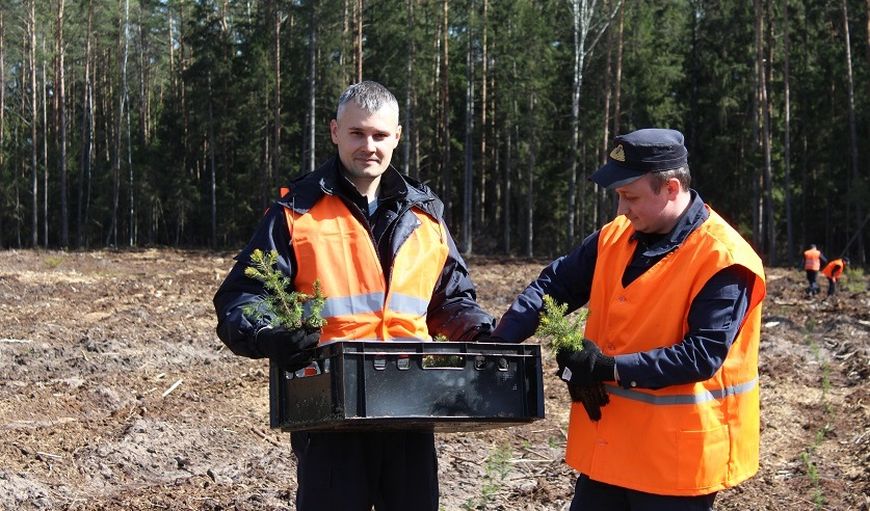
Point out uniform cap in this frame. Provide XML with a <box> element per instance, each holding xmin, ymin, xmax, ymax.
<box><xmin>591</xmin><ymin>128</ymin><xmax>688</xmax><ymax>189</ymax></box>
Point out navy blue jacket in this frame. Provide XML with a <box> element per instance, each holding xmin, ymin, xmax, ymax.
<box><xmin>214</xmin><ymin>157</ymin><xmax>495</xmax><ymax>358</ymax></box>
<box><xmin>492</xmin><ymin>191</ymin><xmax>756</xmax><ymax>389</ymax></box>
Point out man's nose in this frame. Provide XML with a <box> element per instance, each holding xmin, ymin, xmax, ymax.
<box><xmin>616</xmin><ymin>197</ymin><xmax>627</xmax><ymax>216</ymax></box>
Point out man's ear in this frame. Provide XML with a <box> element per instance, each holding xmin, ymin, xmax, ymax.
<box><xmin>667</xmin><ymin>177</ymin><xmax>681</xmax><ymax>199</ymax></box>
<box><xmin>329</xmin><ymin>119</ymin><xmax>339</xmax><ymax>144</ymax></box>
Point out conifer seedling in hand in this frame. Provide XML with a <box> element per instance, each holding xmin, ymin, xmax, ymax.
<box><xmin>242</xmin><ymin>249</ymin><xmax>326</xmax><ymax>330</ymax></box>
<box><xmin>535</xmin><ymin>295</ymin><xmax>609</xmax><ymax>421</ymax></box>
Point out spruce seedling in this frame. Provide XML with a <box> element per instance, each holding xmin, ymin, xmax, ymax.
<box><xmin>242</xmin><ymin>249</ymin><xmax>327</xmax><ymax>330</ymax></box>
<box><xmin>535</xmin><ymin>294</ymin><xmax>608</xmax><ymax>421</ymax></box>
<box><xmin>535</xmin><ymin>295</ymin><xmax>587</xmax><ymax>355</ymax></box>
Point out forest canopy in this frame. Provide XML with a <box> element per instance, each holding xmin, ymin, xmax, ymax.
<box><xmin>0</xmin><ymin>0</ymin><xmax>867</xmax><ymax>265</ymax></box>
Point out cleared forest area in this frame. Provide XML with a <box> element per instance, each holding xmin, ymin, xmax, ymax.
<box><xmin>0</xmin><ymin>249</ymin><xmax>867</xmax><ymax>510</ymax></box>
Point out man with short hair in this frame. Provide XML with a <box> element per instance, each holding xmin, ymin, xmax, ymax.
<box><xmin>492</xmin><ymin>128</ymin><xmax>767</xmax><ymax>511</ymax></box>
<box><xmin>214</xmin><ymin>80</ymin><xmax>494</xmax><ymax>511</ymax></box>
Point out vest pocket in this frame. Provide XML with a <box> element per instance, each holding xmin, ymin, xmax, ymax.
<box><xmin>676</xmin><ymin>423</ymin><xmax>729</xmax><ymax>491</ymax></box>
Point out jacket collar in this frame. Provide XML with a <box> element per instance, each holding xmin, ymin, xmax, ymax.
<box><xmin>277</xmin><ymin>156</ymin><xmax>440</xmax><ymax>217</ymax></box>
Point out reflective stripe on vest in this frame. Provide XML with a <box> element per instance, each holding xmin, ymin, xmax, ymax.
<box><xmin>285</xmin><ymin>195</ymin><xmax>448</xmax><ymax>342</ymax></box>
<box><xmin>605</xmin><ymin>377</ymin><xmax>758</xmax><ymax>405</ymax></box>
<box><xmin>804</xmin><ymin>249</ymin><xmax>821</xmax><ymax>270</ymax></box>
<box><xmin>565</xmin><ymin>207</ymin><xmax>767</xmax><ymax>496</ymax></box>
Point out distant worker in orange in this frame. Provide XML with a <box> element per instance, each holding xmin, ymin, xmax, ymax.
<box><xmin>820</xmin><ymin>257</ymin><xmax>849</xmax><ymax>297</ymax></box>
<box><xmin>801</xmin><ymin>244</ymin><xmax>826</xmax><ymax>297</ymax></box>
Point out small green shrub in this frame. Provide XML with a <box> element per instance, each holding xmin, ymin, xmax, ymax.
<box><xmin>44</xmin><ymin>255</ymin><xmax>64</xmax><ymax>269</ymax></box>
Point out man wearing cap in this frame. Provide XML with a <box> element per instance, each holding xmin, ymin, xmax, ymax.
<box><xmin>490</xmin><ymin>128</ymin><xmax>767</xmax><ymax>510</ymax></box>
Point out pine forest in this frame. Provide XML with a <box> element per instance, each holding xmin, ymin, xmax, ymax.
<box><xmin>0</xmin><ymin>0</ymin><xmax>867</xmax><ymax>266</ymax></box>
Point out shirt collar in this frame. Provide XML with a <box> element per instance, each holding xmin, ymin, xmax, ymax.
<box><xmin>630</xmin><ymin>189</ymin><xmax>708</xmax><ymax>257</ymax></box>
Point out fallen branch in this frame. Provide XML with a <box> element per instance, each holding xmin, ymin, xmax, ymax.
<box><xmin>0</xmin><ymin>338</ymin><xmax>32</xmax><ymax>344</ymax></box>
<box><xmin>250</xmin><ymin>427</ymin><xmax>282</xmax><ymax>447</ymax></box>
<box><xmin>161</xmin><ymin>379</ymin><xmax>183</xmax><ymax>398</ymax></box>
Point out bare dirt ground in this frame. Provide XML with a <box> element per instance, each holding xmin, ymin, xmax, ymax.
<box><xmin>0</xmin><ymin>249</ymin><xmax>867</xmax><ymax>511</ymax></box>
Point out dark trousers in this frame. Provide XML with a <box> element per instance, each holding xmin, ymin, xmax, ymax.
<box><xmin>290</xmin><ymin>430</ymin><xmax>439</xmax><ymax>511</ymax></box>
<box><xmin>826</xmin><ymin>277</ymin><xmax>837</xmax><ymax>296</ymax></box>
<box><xmin>805</xmin><ymin>270</ymin><xmax>819</xmax><ymax>295</ymax></box>
<box><xmin>569</xmin><ymin>474</ymin><xmax>717</xmax><ymax>511</ymax></box>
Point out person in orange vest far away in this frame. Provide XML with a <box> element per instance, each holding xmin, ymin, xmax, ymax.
<box><xmin>489</xmin><ymin>128</ymin><xmax>766</xmax><ymax>511</ymax></box>
<box><xmin>801</xmin><ymin>244</ymin><xmax>827</xmax><ymax>297</ymax></box>
<box><xmin>213</xmin><ymin>80</ymin><xmax>495</xmax><ymax>511</ymax></box>
<box><xmin>820</xmin><ymin>257</ymin><xmax>849</xmax><ymax>297</ymax></box>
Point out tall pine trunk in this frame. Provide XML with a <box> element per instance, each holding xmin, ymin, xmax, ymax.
<box><xmin>57</xmin><ymin>0</ymin><xmax>68</xmax><ymax>248</ymax></box>
<box><xmin>403</xmin><ymin>0</ymin><xmax>416</xmax><ymax>177</ymax></box>
<box><xmin>269</xmin><ymin>1</ymin><xmax>281</xmax><ymax>204</ymax></box>
<box><xmin>439</xmin><ymin>0</ymin><xmax>451</xmax><ymax>222</ymax></box>
<box><xmin>78</xmin><ymin>0</ymin><xmax>94</xmax><ymax>248</ymax></box>
<box><xmin>107</xmin><ymin>1</ymin><xmax>125</xmax><ymax>247</ymax></box>
<box><xmin>123</xmin><ymin>0</ymin><xmax>134</xmax><ymax>246</ymax></box>
<box><xmin>502</xmin><ymin>126</ymin><xmax>511</xmax><ymax>253</ymax></box>
<box><xmin>307</xmin><ymin>4</ymin><xmax>317</xmax><ymax>173</ymax></box>
<box><xmin>599</xmin><ymin>0</ymin><xmax>613</xmax><ymax>229</ymax></box>
<box><xmin>354</xmin><ymin>0</ymin><xmax>363</xmax><ymax>82</ymax></box>
<box><xmin>478</xmin><ymin>0</ymin><xmax>488</xmax><ymax>229</ymax></box>
<box><xmin>761</xmin><ymin>1</ymin><xmax>775</xmax><ymax>264</ymax></box>
<box><xmin>841</xmin><ymin>0</ymin><xmax>864</xmax><ymax>263</ymax></box>
<box><xmin>462</xmin><ymin>0</ymin><xmax>474</xmax><ymax>254</ymax></box>
<box><xmin>29</xmin><ymin>0</ymin><xmax>38</xmax><ymax>248</ymax></box>
<box><xmin>567</xmin><ymin>0</ymin><xmax>581</xmax><ymax>248</ymax></box>
<box><xmin>525</xmin><ymin>94</ymin><xmax>536</xmax><ymax>258</ymax></box>
<box><xmin>41</xmin><ymin>38</ymin><xmax>48</xmax><ymax>248</ymax></box>
<box><xmin>751</xmin><ymin>0</ymin><xmax>762</xmax><ymax>251</ymax></box>
<box><xmin>783</xmin><ymin>0</ymin><xmax>794</xmax><ymax>262</ymax></box>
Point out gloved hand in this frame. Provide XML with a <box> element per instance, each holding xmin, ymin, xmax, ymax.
<box><xmin>555</xmin><ymin>339</ymin><xmax>615</xmax><ymax>421</ymax></box>
<box><xmin>565</xmin><ymin>382</ymin><xmax>610</xmax><ymax>421</ymax></box>
<box><xmin>255</xmin><ymin>325</ymin><xmax>320</xmax><ymax>371</ymax></box>
<box><xmin>555</xmin><ymin>339</ymin><xmax>616</xmax><ymax>385</ymax></box>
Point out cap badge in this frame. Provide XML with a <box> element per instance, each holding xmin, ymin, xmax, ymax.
<box><xmin>610</xmin><ymin>144</ymin><xmax>625</xmax><ymax>162</ymax></box>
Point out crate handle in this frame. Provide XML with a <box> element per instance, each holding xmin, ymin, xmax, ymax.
<box><xmin>373</xmin><ymin>357</ymin><xmax>387</xmax><ymax>371</ymax></box>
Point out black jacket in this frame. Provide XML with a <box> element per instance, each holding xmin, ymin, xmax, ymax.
<box><xmin>214</xmin><ymin>157</ymin><xmax>494</xmax><ymax>359</ymax></box>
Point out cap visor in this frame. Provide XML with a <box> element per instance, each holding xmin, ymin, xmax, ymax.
<box><xmin>590</xmin><ymin>161</ymin><xmax>645</xmax><ymax>190</ymax></box>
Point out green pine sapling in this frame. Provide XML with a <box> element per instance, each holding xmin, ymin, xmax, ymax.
<box><xmin>242</xmin><ymin>249</ymin><xmax>327</xmax><ymax>330</ymax></box>
<box><xmin>535</xmin><ymin>295</ymin><xmax>586</xmax><ymax>355</ymax></box>
<box><xmin>535</xmin><ymin>294</ymin><xmax>608</xmax><ymax>421</ymax></box>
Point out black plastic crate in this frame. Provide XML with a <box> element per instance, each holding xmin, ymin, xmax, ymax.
<box><xmin>269</xmin><ymin>341</ymin><xmax>544</xmax><ymax>432</ymax></box>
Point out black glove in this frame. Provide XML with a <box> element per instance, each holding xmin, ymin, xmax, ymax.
<box><xmin>565</xmin><ymin>382</ymin><xmax>610</xmax><ymax>421</ymax></box>
<box><xmin>555</xmin><ymin>339</ymin><xmax>616</xmax><ymax>385</ymax></box>
<box><xmin>555</xmin><ymin>340</ymin><xmax>615</xmax><ymax>421</ymax></box>
<box><xmin>255</xmin><ymin>325</ymin><xmax>320</xmax><ymax>371</ymax></box>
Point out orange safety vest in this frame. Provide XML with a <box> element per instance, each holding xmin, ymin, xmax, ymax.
<box><xmin>284</xmin><ymin>194</ymin><xmax>448</xmax><ymax>342</ymax></box>
<box><xmin>803</xmin><ymin>248</ymin><xmax>822</xmax><ymax>271</ymax></box>
<box><xmin>565</xmin><ymin>208</ymin><xmax>766</xmax><ymax>496</ymax></box>
<box><xmin>821</xmin><ymin>259</ymin><xmax>845</xmax><ymax>281</ymax></box>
